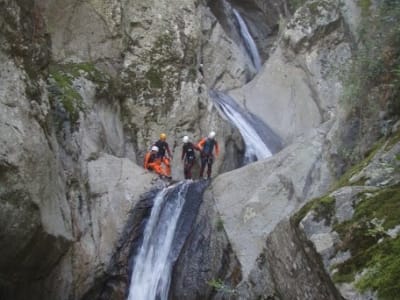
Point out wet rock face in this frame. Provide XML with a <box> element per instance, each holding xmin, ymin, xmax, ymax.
<box><xmin>170</xmin><ymin>184</ymin><xmax>242</xmax><ymax>300</ymax></box>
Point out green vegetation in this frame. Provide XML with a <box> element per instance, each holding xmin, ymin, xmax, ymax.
<box><xmin>48</xmin><ymin>67</ymin><xmax>85</xmax><ymax>123</ymax></box>
<box><xmin>292</xmin><ymin>195</ymin><xmax>335</xmax><ymax>226</ymax></box>
<box><xmin>288</xmin><ymin>0</ymin><xmax>307</xmax><ymax>13</ymax></box>
<box><xmin>355</xmin><ymin>237</ymin><xmax>400</xmax><ymax>300</ymax></box>
<box><xmin>48</xmin><ymin>63</ymin><xmax>109</xmax><ymax>124</ymax></box>
<box><xmin>331</xmin><ymin>185</ymin><xmax>400</xmax><ymax>299</ymax></box>
<box><xmin>145</xmin><ymin>67</ymin><xmax>163</xmax><ymax>89</ymax></box>
<box><xmin>216</xmin><ymin>217</ymin><xmax>224</xmax><ymax>232</ymax></box>
<box><xmin>207</xmin><ymin>279</ymin><xmax>236</xmax><ymax>295</ymax></box>
<box><xmin>333</xmin><ymin>139</ymin><xmax>383</xmax><ymax>189</ymax></box>
<box><xmin>359</xmin><ymin>0</ymin><xmax>372</xmax><ymax>16</ymax></box>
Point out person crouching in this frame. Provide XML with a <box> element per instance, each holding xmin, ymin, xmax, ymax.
<box><xmin>144</xmin><ymin>146</ymin><xmax>168</xmax><ymax>177</ymax></box>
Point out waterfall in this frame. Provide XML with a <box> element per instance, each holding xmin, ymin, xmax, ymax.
<box><xmin>127</xmin><ymin>180</ymin><xmax>208</xmax><ymax>300</ymax></box>
<box><xmin>127</xmin><ymin>182</ymin><xmax>189</xmax><ymax>300</ymax></box>
<box><xmin>232</xmin><ymin>8</ymin><xmax>262</xmax><ymax>71</ymax></box>
<box><xmin>211</xmin><ymin>90</ymin><xmax>282</xmax><ymax>164</ymax></box>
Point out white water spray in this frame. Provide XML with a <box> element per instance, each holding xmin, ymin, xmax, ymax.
<box><xmin>127</xmin><ymin>182</ymin><xmax>190</xmax><ymax>300</ymax></box>
<box><xmin>232</xmin><ymin>8</ymin><xmax>262</xmax><ymax>71</ymax></box>
<box><xmin>211</xmin><ymin>91</ymin><xmax>272</xmax><ymax>163</ymax></box>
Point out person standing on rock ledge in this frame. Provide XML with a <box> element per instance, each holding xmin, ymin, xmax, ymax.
<box><xmin>197</xmin><ymin>131</ymin><xmax>219</xmax><ymax>179</ymax></box>
<box><xmin>154</xmin><ymin>133</ymin><xmax>173</xmax><ymax>179</ymax></box>
<box><xmin>181</xmin><ymin>135</ymin><xmax>200</xmax><ymax>180</ymax></box>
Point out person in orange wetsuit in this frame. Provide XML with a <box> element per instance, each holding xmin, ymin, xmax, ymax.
<box><xmin>197</xmin><ymin>131</ymin><xmax>219</xmax><ymax>179</ymax></box>
<box><xmin>144</xmin><ymin>146</ymin><xmax>168</xmax><ymax>177</ymax></box>
<box><xmin>154</xmin><ymin>133</ymin><xmax>173</xmax><ymax>177</ymax></box>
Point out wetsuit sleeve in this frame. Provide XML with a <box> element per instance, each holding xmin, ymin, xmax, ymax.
<box><xmin>144</xmin><ymin>152</ymin><xmax>150</xmax><ymax>169</ymax></box>
<box><xmin>214</xmin><ymin>141</ymin><xmax>220</xmax><ymax>157</ymax></box>
<box><xmin>166</xmin><ymin>143</ymin><xmax>172</xmax><ymax>157</ymax></box>
<box><xmin>197</xmin><ymin>138</ymin><xmax>206</xmax><ymax>150</ymax></box>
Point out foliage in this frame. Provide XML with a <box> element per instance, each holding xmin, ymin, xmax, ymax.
<box><xmin>208</xmin><ymin>279</ymin><xmax>236</xmax><ymax>295</ymax></box>
<box><xmin>288</xmin><ymin>0</ymin><xmax>308</xmax><ymax>13</ymax></box>
<box><xmin>292</xmin><ymin>195</ymin><xmax>335</xmax><ymax>226</ymax></box>
<box><xmin>48</xmin><ymin>67</ymin><xmax>85</xmax><ymax>123</ymax></box>
<box><xmin>355</xmin><ymin>237</ymin><xmax>400</xmax><ymax>300</ymax></box>
<box><xmin>331</xmin><ymin>184</ymin><xmax>400</xmax><ymax>298</ymax></box>
<box><xmin>332</xmin><ymin>137</ymin><xmax>385</xmax><ymax>189</ymax></box>
<box><xmin>216</xmin><ymin>217</ymin><xmax>224</xmax><ymax>232</ymax></box>
<box><xmin>47</xmin><ymin>63</ymin><xmax>109</xmax><ymax>124</ymax></box>
<box><xmin>145</xmin><ymin>67</ymin><xmax>163</xmax><ymax>89</ymax></box>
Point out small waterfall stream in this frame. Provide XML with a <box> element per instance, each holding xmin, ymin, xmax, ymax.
<box><xmin>127</xmin><ymin>181</ymin><xmax>208</xmax><ymax>300</ymax></box>
<box><xmin>126</xmin><ymin>5</ymin><xmax>277</xmax><ymax>300</ymax></box>
<box><xmin>211</xmin><ymin>90</ymin><xmax>273</xmax><ymax>163</ymax></box>
<box><xmin>232</xmin><ymin>8</ymin><xmax>262</xmax><ymax>71</ymax></box>
<box><xmin>212</xmin><ymin>7</ymin><xmax>282</xmax><ymax>164</ymax></box>
<box><xmin>127</xmin><ymin>182</ymin><xmax>189</xmax><ymax>300</ymax></box>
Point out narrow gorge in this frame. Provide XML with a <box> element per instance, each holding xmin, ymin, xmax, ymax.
<box><xmin>0</xmin><ymin>0</ymin><xmax>399</xmax><ymax>300</ymax></box>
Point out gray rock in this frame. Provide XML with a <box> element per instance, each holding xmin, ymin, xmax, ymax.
<box><xmin>209</xmin><ymin>127</ymin><xmax>333</xmax><ymax>278</ymax></box>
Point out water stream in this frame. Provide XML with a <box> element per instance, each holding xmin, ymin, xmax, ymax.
<box><xmin>211</xmin><ymin>90</ymin><xmax>282</xmax><ymax>164</ymax></box>
<box><xmin>232</xmin><ymin>8</ymin><xmax>262</xmax><ymax>71</ymax></box>
<box><xmin>127</xmin><ymin>5</ymin><xmax>276</xmax><ymax>300</ymax></box>
<box><xmin>127</xmin><ymin>182</ymin><xmax>189</xmax><ymax>300</ymax></box>
<box><xmin>127</xmin><ymin>180</ymin><xmax>208</xmax><ymax>300</ymax></box>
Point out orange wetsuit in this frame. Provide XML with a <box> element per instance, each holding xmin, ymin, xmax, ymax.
<box><xmin>144</xmin><ymin>151</ymin><xmax>167</xmax><ymax>176</ymax></box>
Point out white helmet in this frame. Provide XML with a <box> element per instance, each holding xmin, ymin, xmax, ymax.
<box><xmin>182</xmin><ymin>136</ymin><xmax>189</xmax><ymax>143</ymax></box>
<box><xmin>208</xmin><ymin>131</ymin><xmax>216</xmax><ymax>139</ymax></box>
<box><xmin>151</xmin><ymin>145</ymin><xmax>159</xmax><ymax>152</ymax></box>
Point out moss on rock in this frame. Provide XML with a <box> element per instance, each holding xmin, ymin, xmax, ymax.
<box><xmin>331</xmin><ymin>184</ymin><xmax>400</xmax><ymax>298</ymax></box>
<box><xmin>47</xmin><ymin>62</ymin><xmax>109</xmax><ymax>124</ymax></box>
<box><xmin>292</xmin><ymin>195</ymin><xmax>335</xmax><ymax>226</ymax></box>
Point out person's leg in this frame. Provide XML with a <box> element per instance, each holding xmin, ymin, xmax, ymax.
<box><xmin>199</xmin><ymin>156</ymin><xmax>207</xmax><ymax>178</ymax></box>
<box><xmin>163</xmin><ymin>157</ymin><xmax>171</xmax><ymax>176</ymax></box>
<box><xmin>183</xmin><ymin>161</ymin><xmax>189</xmax><ymax>179</ymax></box>
<box><xmin>149</xmin><ymin>162</ymin><xmax>167</xmax><ymax>176</ymax></box>
<box><xmin>186</xmin><ymin>160</ymin><xmax>194</xmax><ymax>179</ymax></box>
<box><xmin>207</xmin><ymin>156</ymin><xmax>213</xmax><ymax>178</ymax></box>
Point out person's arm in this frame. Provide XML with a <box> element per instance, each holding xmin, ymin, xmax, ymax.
<box><xmin>144</xmin><ymin>152</ymin><xmax>150</xmax><ymax>169</ymax></box>
<box><xmin>166</xmin><ymin>143</ymin><xmax>173</xmax><ymax>158</ymax></box>
<box><xmin>197</xmin><ymin>138</ymin><xmax>206</xmax><ymax>151</ymax></box>
<box><xmin>194</xmin><ymin>143</ymin><xmax>201</xmax><ymax>152</ymax></box>
<box><xmin>214</xmin><ymin>141</ymin><xmax>220</xmax><ymax>157</ymax></box>
<box><xmin>181</xmin><ymin>145</ymin><xmax>185</xmax><ymax>160</ymax></box>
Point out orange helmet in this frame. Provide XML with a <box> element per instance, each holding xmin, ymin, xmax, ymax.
<box><xmin>160</xmin><ymin>133</ymin><xmax>167</xmax><ymax>140</ymax></box>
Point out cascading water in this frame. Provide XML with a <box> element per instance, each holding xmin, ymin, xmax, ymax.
<box><xmin>126</xmin><ymin>5</ymin><xmax>275</xmax><ymax>300</ymax></box>
<box><xmin>127</xmin><ymin>180</ymin><xmax>208</xmax><ymax>300</ymax></box>
<box><xmin>232</xmin><ymin>8</ymin><xmax>262</xmax><ymax>71</ymax></box>
<box><xmin>127</xmin><ymin>182</ymin><xmax>189</xmax><ymax>300</ymax></box>
<box><xmin>211</xmin><ymin>90</ymin><xmax>282</xmax><ymax>164</ymax></box>
<box><xmin>210</xmin><ymin>6</ymin><xmax>282</xmax><ymax>164</ymax></box>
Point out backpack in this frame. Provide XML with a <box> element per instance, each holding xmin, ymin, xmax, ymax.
<box><xmin>202</xmin><ymin>138</ymin><xmax>215</xmax><ymax>155</ymax></box>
